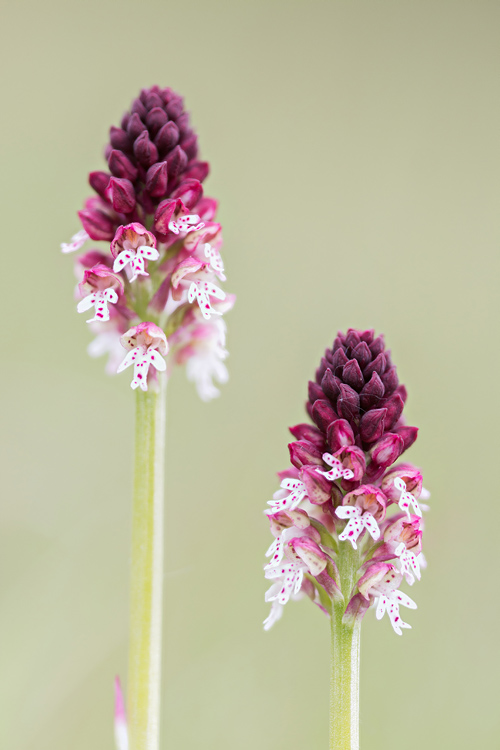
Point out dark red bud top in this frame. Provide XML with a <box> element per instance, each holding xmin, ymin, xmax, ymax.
<box><xmin>89</xmin><ymin>171</ymin><xmax>110</xmax><ymax>199</ymax></box>
<box><xmin>127</xmin><ymin>112</ymin><xmax>148</xmax><ymax>140</ymax></box>
<box><xmin>171</xmin><ymin>179</ymin><xmax>203</xmax><ymax>210</ymax></box>
<box><xmin>166</xmin><ymin>145</ymin><xmax>188</xmax><ymax>181</ymax></box>
<box><xmin>109</xmin><ymin>149</ymin><xmax>138</xmax><ymax>182</ymax></box>
<box><xmin>369</xmin><ymin>335</ymin><xmax>385</xmax><ymax>357</ymax></box>
<box><xmin>331</xmin><ymin>347</ymin><xmax>349</xmax><ymax>376</ymax></box>
<box><xmin>327</xmin><ymin>419</ymin><xmax>355</xmax><ymax>453</ymax></box>
<box><xmin>105</xmin><ymin>177</ymin><xmax>136</xmax><ymax>214</ymax></box>
<box><xmin>153</xmin><ymin>198</ymin><xmax>176</xmax><ymax>234</ymax></box>
<box><xmin>288</xmin><ymin>440</ymin><xmax>323</xmax><ymax>469</ymax></box>
<box><xmin>308</xmin><ymin>380</ymin><xmax>324</xmax><ymax>403</ymax></box>
<box><xmin>289</xmin><ymin>423</ymin><xmax>325</xmax><ymax>449</ymax></box>
<box><xmin>146</xmin><ymin>107</ymin><xmax>168</xmax><ymax>136</ymax></box>
<box><xmin>321</xmin><ymin>368</ymin><xmax>341</xmax><ymax>402</ymax></box>
<box><xmin>359</xmin><ymin>408</ymin><xmax>387</xmax><ymax>443</ymax></box>
<box><xmin>394</xmin><ymin>426</ymin><xmax>418</xmax><ymax>451</ymax></box>
<box><xmin>336</xmin><ymin>384</ymin><xmax>360</xmax><ymax>423</ymax></box>
<box><xmin>342</xmin><ymin>359</ymin><xmax>364</xmax><ymax>391</ymax></box>
<box><xmin>364</xmin><ymin>352</ymin><xmax>386</xmax><ymax>379</ymax></box>
<box><xmin>180</xmin><ymin>133</ymin><xmax>198</xmax><ymax>160</ymax></box>
<box><xmin>156</xmin><ymin>121</ymin><xmax>180</xmax><ymax>155</ymax></box>
<box><xmin>360</xmin><ymin>372</ymin><xmax>385</xmax><ymax>411</ymax></box>
<box><xmin>381</xmin><ymin>365</ymin><xmax>399</xmax><ymax>395</ymax></box>
<box><xmin>380</xmin><ymin>393</ymin><xmax>404</xmax><ymax>431</ymax></box>
<box><xmin>133</xmin><ymin>131</ymin><xmax>159</xmax><ymax>168</ymax></box>
<box><xmin>78</xmin><ymin>208</ymin><xmax>115</xmax><ymax>241</ymax></box>
<box><xmin>351</xmin><ymin>341</ymin><xmax>372</xmax><ymax>369</ymax></box>
<box><xmin>184</xmin><ymin>160</ymin><xmax>210</xmax><ymax>183</ymax></box>
<box><xmin>109</xmin><ymin>126</ymin><xmax>131</xmax><ymax>152</ymax></box>
<box><xmin>146</xmin><ymin>162</ymin><xmax>169</xmax><ymax>197</ymax></box>
<box><xmin>311</xmin><ymin>399</ymin><xmax>338</xmax><ymax>433</ymax></box>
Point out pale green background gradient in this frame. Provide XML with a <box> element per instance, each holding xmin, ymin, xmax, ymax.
<box><xmin>1</xmin><ymin>1</ymin><xmax>499</xmax><ymax>748</ymax></box>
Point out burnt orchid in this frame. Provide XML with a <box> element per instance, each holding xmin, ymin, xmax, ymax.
<box><xmin>263</xmin><ymin>329</ymin><xmax>428</xmax><ymax>750</ymax></box>
<box><xmin>63</xmin><ymin>86</ymin><xmax>234</xmax><ymax>750</ymax></box>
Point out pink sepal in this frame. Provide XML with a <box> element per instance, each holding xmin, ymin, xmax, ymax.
<box><xmin>288</xmin><ymin>536</ymin><xmax>327</xmax><ymax>576</ymax></box>
<box><xmin>105</xmin><ymin>177</ymin><xmax>136</xmax><ymax>214</ymax></box>
<box><xmin>357</xmin><ymin>563</ymin><xmax>401</xmax><ymax>601</ymax></box>
<box><xmin>315</xmin><ymin>569</ymin><xmax>343</xmax><ymax>601</ymax></box>
<box><xmin>327</xmin><ymin>419</ymin><xmax>355</xmax><ymax>452</ymax></box>
<box><xmin>300</xmin><ymin>465</ymin><xmax>332</xmax><ymax>504</ymax></box>
<box><xmin>195</xmin><ymin>196</ymin><xmax>218</xmax><ymax>222</ymax></box>
<box><xmin>277</xmin><ymin>467</ymin><xmax>300</xmax><ymax>482</ymax></box>
<box><xmin>381</xmin><ymin>465</ymin><xmax>423</xmax><ymax>502</ymax></box>
<box><xmin>334</xmin><ymin>445</ymin><xmax>366</xmax><ymax>484</ymax></box>
<box><xmin>78</xmin><ymin>205</ymin><xmax>116</xmax><ymax>241</ymax></box>
<box><xmin>268</xmin><ymin>508</ymin><xmax>311</xmax><ymax>536</ymax></box>
<box><xmin>171</xmin><ymin>178</ymin><xmax>203</xmax><ymax>209</ymax></box>
<box><xmin>171</xmin><ymin>256</ymin><xmax>206</xmax><ymax>290</ymax></box>
<box><xmin>343</xmin><ymin>593</ymin><xmax>371</xmax><ymax>626</ymax></box>
<box><xmin>77</xmin><ymin>250</ymin><xmax>112</xmax><ymax>270</ymax></box>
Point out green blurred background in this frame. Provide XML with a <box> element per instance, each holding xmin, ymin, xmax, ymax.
<box><xmin>1</xmin><ymin>1</ymin><xmax>499</xmax><ymax>748</ymax></box>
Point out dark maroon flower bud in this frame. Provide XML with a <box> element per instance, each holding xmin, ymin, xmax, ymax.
<box><xmin>153</xmin><ymin>198</ymin><xmax>176</xmax><ymax>234</ymax></box>
<box><xmin>289</xmin><ymin>423</ymin><xmax>325</xmax><ymax>449</ymax></box>
<box><xmin>130</xmin><ymin>99</ymin><xmax>147</xmax><ymax>119</ymax></box>
<box><xmin>180</xmin><ymin>133</ymin><xmax>198</xmax><ymax>160</ymax></box>
<box><xmin>105</xmin><ymin>177</ymin><xmax>136</xmax><ymax>214</ymax></box>
<box><xmin>315</xmin><ymin>356</ymin><xmax>330</xmax><ymax>384</ymax></box>
<box><xmin>109</xmin><ymin>149</ymin><xmax>138</xmax><ymax>181</ymax></box>
<box><xmin>146</xmin><ymin>161</ymin><xmax>169</xmax><ymax>197</ymax></box>
<box><xmin>311</xmin><ymin>399</ymin><xmax>338</xmax><ymax>433</ymax></box>
<box><xmin>288</xmin><ymin>440</ymin><xmax>323</xmax><ymax>469</ymax></box>
<box><xmin>109</xmin><ymin>126</ymin><xmax>131</xmax><ymax>152</ymax></box>
<box><xmin>369</xmin><ymin>334</ymin><xmax>385</xmax><ymax>357</ymax></box>
<box><xmin>321</xmin><ymin>368</ymin><xmax>341</xmax><ymax>402</ymax></box>
<box><xmin>394</xmin><ymin>425</ymin><xmax>418</xmax><ymax>451</ymax></box>
<box><xmin>144</xmin><ymin>92</ymin><xmax>163</xmax><ymax>110</ymax></box>
<box><xmin>89</xmin><ymin>170</ymin><xmax>110</xmax><ymax>199</ymax></box>
<box><xmin>184</xmin><ymin>160</ymin><xmax>210</xmax><ymax>182</ymax></box>
<box><xmin>156</xmin><ymin>121</ymin><xmax>180</xmax><ymax>155</ymax></box>
<box><xmin>308</xmin><ymin>380</ymin><xmax>324</xmax><ymax>403</ymax></box>
<box><xmin>166</xmin><ymin>96</ymin><xmax>184</xmax><ymax>119</ymax></box>
<box><xmin>342</xmin><ymin>359</ymin><xmax>364</xmax><ymax>391</ymax></box>
<box><xmin>351</xmin><ymin>341</ymin><xmax>372</xmax><ymax>369</ymax></box>
<box><xmin>166</xmin><ymin>145</ymin><xmax>188</xmax><ymax>181</ymax></box>
<box><xmin>369</xmin><ymin>433</ymin><xmax>404</xmax><ymax>469</ymax></box>
<box><xmin>127</xmin><ymin>112</ymin><xmax>147</xmax><ymax>140</ymax></box>
<box><xmin>171</xmin><ymin>179</ymin><xmax>203</xmax><ymax>210</ymax></box>
<box><xmin>300</xmin><ymin>466</ymin><xmax>332</xmax><ymax>504</ymax></box>
<box><xmin>331</xmin><ymin>347</ymin><xmax>349</xmax><ymax>376</ymax></box>
<box><xmin>345</xmin><ymin>330</ymin><xmax>361</xmax><ymax>349</ymax></box>
<box><xmin>381</xmin><ymin>365</ymin><xmax>399</xmax><ymax>395</ymax></box>
<box><xmin>360</xmin><ymin>372</ymin><xmax>385</xmax><ymax>411</ymax></box>
<box><xmin>336</xmin><ymin>384</ymin><xmax>360</xmax><ymax>423</ymax></box>
<box><xmin>326</xmin><ymin>419</ymin><xmax>354</xmax><ymax>453</ymax></box>
<box><xmin>78</xmin><ymin>208</ymin><xmax>115</xmax><ymax>241</ymax></box>
<box><xmin>381</xmin><ymin>393</ymin><xmax>404</xmax><ymax>431</ymax></box>
<box><xmin>359</xmin><ymin>408</ymin><xmax>387</xmax><ymax>443</ymax></box>
<box><xmin>363</xmin><ymin>352</ymin><xmax>386</xmax><ymax>379</ymax></box>
<box><xmin>145</xmin><ymin>107</ymin><xmax>168</xmax><ymax>137</ymax></box>
<box><xmin>133</xmin><ymin>131</ymin><xmax>159</xmax><ymax>168</ymax></box>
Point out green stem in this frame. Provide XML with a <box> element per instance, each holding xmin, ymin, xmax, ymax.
<box><xmin>329</xmin><ymin>543</ymin><xmax>362</xmax><ymax>750</ymax></box>
<box><xmin>128</xmin><ymin>373</ymin><xmax>167</xmax><ymax>750</ymax></box>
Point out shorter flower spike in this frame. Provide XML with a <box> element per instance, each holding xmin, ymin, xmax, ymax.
<box><xmin>61</xmin><ymin>229</ymin><xmax>89</xmax><ymax>254</ymax></box>
<box><xmin>118</xmin><ymin>322</ymin><xmax>168</xmax><ymax>391</ymax></box>
<box><xmin>316</xmin><ymin>452</ymin><xmax>354</xmax><ymax>481</ymax></box>
<box><xmin>394</xmin><ymin>477</ymin><xmax>422</xmax><ymax>519</ymax></box>
<box><xmin>114</xmin><ymin>677</ymin><xmax>129</xmax><ymax>750</ymax></box>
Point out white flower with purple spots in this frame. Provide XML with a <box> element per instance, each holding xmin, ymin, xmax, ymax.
<box><xmin>394</xmin><ymin>541</ymin><xmax>421</xmax><ymax>585</ymax></box>
<box><xmin>265</xmin><ymin>478</ymin><xmax>307</xmax><ymax>515</ymax></box>
<box><xmin>394</xmin><ymin>477</ymin><xmax>422</xmax><ymax>519</ymax></box>
<box><xmin>77</xmin><ymin>288</ymin><xmax>119</xmax><ymax>323</ymax></box>
<box><xmin>316</xmin><ymin>453</ymin><xmax>354</xmax><ymax>482</ymax></box>
<box><xmin>61</xmin><ymin>229</ymin><xmax>89</xmax><ymax>254</ymax></box>
<box><xmin>335</xmin><ymin>505</ymin><xmax>381</xmax><ymax>550</ymax></box>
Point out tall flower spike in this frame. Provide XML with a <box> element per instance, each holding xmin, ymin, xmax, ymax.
<box><xmin>62</xmin><ymin>86</ymin><xmax>234</xmax><ymax>750</ymax></box>
<box><xmin>262</xmin><ymin>329</ymin><xmax>428</xmax><ymax>749</ymax></box>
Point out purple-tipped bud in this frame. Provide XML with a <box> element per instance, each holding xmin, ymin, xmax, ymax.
<box><xmin>311</xmin><ymin>399</ymin><xmax>338</xmax><ymax>433</ymax></box>
<box><xmin>342</xmin><ymin>359</ymin><xmax>364</xmax><ymax>391</ymax></box>
<box><xmin>105</xmin><ymin>177</ymin><xmax>136</xmax><ymax>214</ymax></box>
<box><xmin>78</xmin><ymin>207</ymin><xmax>115</xmax><ymax>241</ymax></box>
<box><xmin>364</xmin><ymin>352</ymin><xmax>386</xmax><ymax>379</ymax></box>
<box><xmin>394</xmin><ymin>425</ymin><xmax>419</xmax><ymax>451</ymax></box>
<box><xmin>326</xmin><ymin>419</ymin><xmax>354</xmax><ymax>453</ymax></box>
<box><xmin>109</xmin><ymin>125</ymin><xmax>131</xmax><ymax>151</ymax></box>
<box><xmin>369</xmin><ymin>433</ymin><xmax>404</xmax><ymax>470</ymax></box>
<box><xmin>359</xmin><ymin>408</ymin><xmax>387</xmax><ymax>443</ymax></box>
<box><xmin>351</xmin><ymin>341</ymin><xmax>372</xmax><ymax>369</ymax></box>
<box><xmin>184</xmin><ymin>160</ymin><xmax>210</xmax><ymax>182</ymax></box>
<box><xmin>336</xmin><ymin>384</ymin><xmax>360</xmax><ymax>423</ymax></box>
<box><xmin>321</xmin><ymin>368</ymin><xmax>341</xmax><ymax>402</ymax></box>
<box><xmin>156</xmin><ymin>121</ymin><xmax>180</xmax><ymax>155</ymax></box>
<box><xmin>171</xmin><ymin>179</ymin><xmax>203</xmax><ymax>210</ymax></box>
<box><xmin>89</xmin><ymin>170</ymin><xmax>110</xmax><ymax>199</ymax></box>
<box><xmin>360</xmin><ymin>372</ymin><xmax>385</xmax><ymax>411</ymax></box>
<box><xmin>145</xmin><ymin>106</ymin><xmax>168</xmax><ymax>136</ymax></box>
<box><xmin>309</xmin><ymin>380</ymin><xmax>324</xmax><ymax>403</ymax></box>
<box><xmin>153</xmin><ymin>198</ymin><xmax>176</xmax><ymax>234</ymax></box>
<box><xmin>133</xmin><ymin>130</ymin><xmax>159</xmax><ymax>168</ymax></box>
<box><xmin>288</xmin><ymin>440</ymin><xmax>323</xmax><ymax>469</ymax></box>
<box><xmin>381</xmin><ymin>393</ymin><xmax>404</xmax><ymax>431</ymax></box>
<box><xmin>166</xmin><ymin>145</ymin><xmax>188</xmax><ymax>181</ymax></box>
<box><xmin>289</xmin><ymin>423</ymin><xmax>325</xmax><ymax>449</ymax></box>
<box><xmin>300</xmin><ymin>466</ymin><xmax>332</xmax><ymax>504</ymax></box>
<box><xmin>146</xmin><ymin>161</ymin><xmax>169</xmax><ymax>197</ymax></box>
<box><xmin>109</xmin><ymin>149</ymin><xmax>138</xmax><ymax>181</ymax></box>
<box><xmin>127</xmin><ymin>111</ymin><xmax>148</xmax><ymax>140</ymax></box>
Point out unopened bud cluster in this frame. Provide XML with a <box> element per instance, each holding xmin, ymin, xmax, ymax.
<box><xmin>62</xmin><ymin>86</ymin><xmax>234</xmax><ymax>399</ymax></box>
<box><xmin>263</xmin><ymin>329</ymin><xmax>428</xmax><ymax>635</ymax></box>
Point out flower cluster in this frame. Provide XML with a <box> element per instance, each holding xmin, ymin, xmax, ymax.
<box><xmin>263</xmin><ymin>329</ymin><xmax>429</xmax><ymax>635</ymax></box>
<box><xmin>62</xmin><ymin>86</ymin><xmax>234</xmax><ymax>398</ymax></box>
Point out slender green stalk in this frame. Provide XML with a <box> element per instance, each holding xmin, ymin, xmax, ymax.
<box><xmin>128</xmin><ymin>373</ymin><xmax>167</xmax><ymax>750</ymax></box>
<box><xmin>330</xmin><ymin>544</ymin><xmax>362</xmax><ymax>750</ymax></box>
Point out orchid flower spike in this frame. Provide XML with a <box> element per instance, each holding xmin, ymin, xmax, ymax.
<box><xmin>262</xmin><ymin>328</ymin><xmax>429</xmax><ymax>638</ymax></box>
<box><xmin>61</xmin><ymin>85</ymin><xmax>234</xmax><ymax>398</ymax></box>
